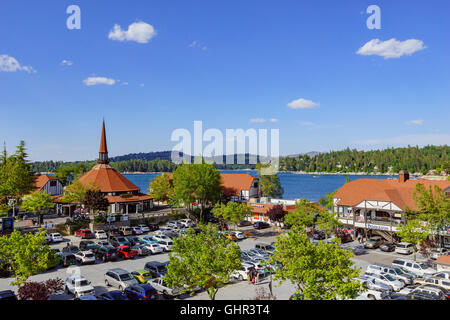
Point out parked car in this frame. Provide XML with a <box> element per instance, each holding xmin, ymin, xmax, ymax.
<box><xmin>364</xmin><ymin>272</ymin><xmax>405</xmax><ymax>291</ymax></box>
<box><xmin>0</xmin><ymin>290</ymin><xmax>18</xmax><ymax>301</ymax></box>
<box><xmin>137</xmin><ymin>224</ymin><xmax>150</xmax><ymax>233</ymax></box>
<box><xmin>238</xmin><ymin>220</ymin><xmax>252</xmax><ymax>227</ymax></box>
<box><xmin>110</xmin><ymin>236</ymin><xmax>131</xmax><ymax>248</ymax></box>
<box><xmin>254</xmin><ymin>243</ymin><xmax>275</xmax><ymax>255</ymax></box>
<box><xmin>366</xmin><ymin>264</ymin><xmax>415</xmax><ymax>285</ymax></box>
<box><xmin>148</xmin><ymin>277</ymin><xmax>182</xmax><ymax>297</ymax></box>
<box><xmin>379</xmin><ymin>292</ymin><xmax>411</xmax><ymax>300</ymax></box>
<box><xmin>337</xmin><ymin>232</ymin><xmax>353</xmax><ymax>244</ymax></box>
<box><xmin>431</xmin><ymin>271</ymin><xmax>450</xmax><ymax>281</ymax></box>
<box><xmin>153</xmin><ymin>234</ymin><xmax>172</xmax><ymax>242</ymax></box>
<box><xmin>364</xmin><ymin>236</ymin><xmax>384</xmax><ymax>249</ymax></box>
<box><xmin>144</xmin><ymin>243</ymin><xmax>164</xmax><ymax>255</ymax></box>
<box><xmin>73</xmin><ymin>295</ymin><xmax>97</xmax><ymax>300</ymax></box>
<box><xmin>124</xmin><ymin>283</ymin><xmax>159</xmax><ymax>300</ymax></box>
<box><xmin>392</xmin><ymin>259</ymin><xmax>436</xmax><ymax>277</ymax></box>
<box><xmin>74</xmin><ymin>229</ymin><xmax>94</xmax><ymax>239</ymax></box>
<box><xmin>241</xmin><ymin>251</ymin><xmax>259</xmax><ymax>263</ymax></box>
<box><xmin>94</xmin><ymin>230</ymin><xmax>107</xmax><ymax>239</ymax></box>
<box><xmin>395</xmin><ymin>242</ymin><xmax>414</xmax><ymax>255</ymax></box>
<box><xmin>49</xmin><ymin>232</ymin><xmax>64</xmax><ymax>243</ymax></box>
<box><xmin>144</xmin><ymin>261</ymin><xmax>168</xmax><ymax>278</ymax></box>
<box><xmin>74</xmin><ymin>251</ymin><xmax>96</xmax><ymax>265</ymax></box>
<box><xmin>95</xmin><ymin>246</ymin><xmax>118</xmax><ymax>262</ymax></box>
<box><xmin>119</xmin><ymin>226</ymin><xmax>133</xmax><ymax>236</ymax></box>
<box><xmin>104</xmin><ymin>268</ymin><xmax>138</xmax><ymax>291</ymax></box>
<box><xmin>65</xmin><ymin>274</ymin><xmax>95</xmax><ymax>298</ymax></box>
<box><xmin>96</xmin><ymin>240</ymin><xmax>113</xmax><ymax>248</ymax></box>
<box><xmin>230</xmin><ymin>262</ymin><xmax>256</xmax><ymax>281</ymax></box>
<box><xmin>356</xmin><ymin>275</ymin><xmax>393</xmax><ymax>293</ymax></box>
<box><xmin>224</xmin><ymin>232</ymin><xmax>238</xmax><ymax>241</ymax></box>
<box><xmin>312</xmin><ymin>230</ymin><xmax>326</xmax><ymax>240</ymax></box>
<box><xmin>126</xmin><ymin>236</ymin><xmax>143</xmax><ymax>246</ymax></box>
<box><xmin>97</xmin><ymin>290</ymin><xmax>128</xmax><ymax>300</ymax></box>
<box><xmin>414</xmin><ymin>276</ymin><xmax>450</xmax><ymax>290</ymax></box>
<box><xmin>131</xmin><ymin>270</ymin><xmax>153</xmax><ymax>284</ymax></box>
<box><xmin>79</xmin><ymin>240</ymin><xmax>100</xmax><ymax>252</ymax></box>
<box><xmin>253</xmin><ymin>222</ymin><xmax>270</xmax><ymax>230</ymax></box>
<box><xmin>158</xmin><ymin>240</ymin><xmax>173</xmax><ymax>252</ymax></box>
<box><xmin>167</xmin><ymin>221</ymin><xmax>183</xmax><ymax>229</ymax></box>
<box><xmin>62</xmin><ymin>245</ymin><xmax>80</xmax><ymax>254</ymax></box>
<box><xmin>407</xmin><ymin>291</ymin><xmax>445</xmax><ymax>300</ymax></box>
<box><xmin>141</xmin><ymin>236</ymin><xmax>159</xmax><ymax>244</ymax></box>
<box><xmin>247</xmin><ymin>249</ymin><xmax>270</xmax><ymax>261</ymax></box>
<box><xmin>131</xmin><ymin>244</ymin><xmax>150</xmax><ymax>256</ymax></box>
<box><xmin>179</xmin><ymin>219</ymin><xmax>194</xmax><ymax>228</ymax></box>
<box><xmin>407</xmin><ymin>284</ymin><xmax>449</xmax><ymax>300</ymax></box>
<box><xmin>57</xmin><ymin>252</ymin><xmax>77</xmax><ymax>267</ymax></box>
<box><xmin>230</xmin><ymin>231</ymin><xmax>245</xmax><ymax>240</ymax></box>
<box><xmin>430</xmin><ymin>248</ymin><xmax>448</xmax><ymax>260</ymax></box>
<box><xmin>379</xmin><ymin>242</ymin><xmax>396</xmax><ymax>252</ymax></box>
<box><xmin>131</xmin><ymin>226</ymin><xmax>143</xmax><ymax>235</ymax></box>
<box><xmin>116</xmin><ymin>246</ymin><xmax>138</xmax><ymax>259</ymax></box>
<box><xmin>154</xmin><ymin>228</ymin><xmax>174</xmax><ymax>237</ymax></box>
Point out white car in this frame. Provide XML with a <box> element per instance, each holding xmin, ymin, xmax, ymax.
<box><xmin>364</xmin><ymin>272</ymin><xmax>405</xmax><ymax>291</ymax></box>
<box><xmin>137</xmin><ymin>224</ymin><xmax>150</xmax><ymax>233</ymax></box>
<box><xmin>231</xmin><ymin>231</ymin><xmax>245</xmax><ymax>240</ymax></box>
<box><xmin>430</xmin><ymin>248</ymin><xmax>448</xmax><ymax>260</ymax></box>
<box><xmin>431</xmin><ymin>271</ymin><xmax>450</xmax><ymax>281</ymax></box>
<box><xmin>153</xmin><ymin>234</ymin><xmax>172</xmax><ymax>242</ymax></box>
<box><xmin>158</xmin><ymin>240</ymin><xmax>173</xmax><ymax>252</ymax></box>
<box><xmin>65</xmin><ymin>274</ymin><xmax>95</xmax><ymax>298</ymax></box>
<box><xmin>131</xmin><ymin>226</ymin><xmax>143</xmax><ymax>235</ymax></box>
<box><xmin>395</xmin><ymin>242</ymin><xmax>414</xmax><ymax>255</ymax></box>
<box><xmin>50</xmin><ymin>232</ymin><xmax>64</xmax><ymax>243</ymax></box>
<box><xmin>355</xmin><ymin>289</ymin><xmax>391</xmax><ymax>300</ymax></box>
<box><xmin>144</xmin><ymin>243</ymin><xmax>164</xmax><ymax>254</ymax></box>
<box><xmin>392</xmin><ymin>258</ymin><xmax>436</xmax><ymax>277</ymax></box>
<box><xmin>154</xmin><ymin>228</ymin><xmax>174</xmax><ymax>237</ymax></box>
<box><xmin>94</xmin><ymin>230</ymin><xmax>107</xmax><ymax>239</ymax></box>
<box><xmin>179</xmin><ymin>219</ymin><xmax>194</xmax><ymax>228</ymax></box>
<box><xmin>167</xmin><ymin>221</ymin><xmax>183</xmax><ymax>229</ymax></box>
<box><xmin>230</xmin><ymin>263</ymin><xmax>255</xmax><ymax>281</ymax></box>
<box><xmin>74</xmin><ymin>250</ymin><xmax>96</xmax><ymax>265</ymax></box>
<box><xmin>148</xmin><ymin>277</ymin><xmax>183</xmax><ymax>296</ymax></box>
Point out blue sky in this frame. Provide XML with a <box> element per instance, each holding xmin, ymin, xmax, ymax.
<box><xmin>0</xmin><ymin>0</ymin><xmax>449</xmax><ymax>161</ymax></box>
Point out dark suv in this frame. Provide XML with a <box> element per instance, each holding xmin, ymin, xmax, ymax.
<box><xmin>79</xmin><ymin>241</ymin><xmax>100</xmax><ymax>252</ymax></box>
<box><xmin>253</xmin><ymin>222</ymin><xmax>270</xmax><ymax>230</ymax></box>
<box><xmin>144</xmin><ymin>261</ymin><xmax>168</xmax><ymax>278</ymax></box>
<box><xmin>95</xmin><ymin>246</ymin><xmax>118</xmax><ymax>262</ymax></box>
<box><xmin>110</xmin><ymin>236</ymin><xmax>131</xmax><ymax>248</ymax></box>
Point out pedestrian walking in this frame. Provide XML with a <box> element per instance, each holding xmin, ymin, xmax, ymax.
<box><xmin>357</xmin><ymin>233</ymin><xmax>361</xmax><ymax>243</ymax></box>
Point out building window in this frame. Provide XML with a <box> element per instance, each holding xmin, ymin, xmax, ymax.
<box><xmin>50</xmin><ymin>180</ymin><xmax>57</xmax><ymax>187</ymax></box>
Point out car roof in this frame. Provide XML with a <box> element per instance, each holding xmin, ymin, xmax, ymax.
<box><xmin>398</xmin><ymin>242</ymin><xmax>412</xmax><ymax>245</ymax></box>
<box><xmin>67</xmin><ymin>274</ymin><xmax>87</xmax><ymax>280</ymax></box>
<box><xmin>146</xmin><ymin>261</ymin><xmax>165</xmax><ymax>266</ymax></box>
<box><xmin>109</xmin><ymin>268</ymin><xmax>129</xmax><ymax>274</ymax></box>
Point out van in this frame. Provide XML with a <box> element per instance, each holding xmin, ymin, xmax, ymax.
<box><xmin>392</xmin><ymin>258</ymin><xmax>436</xmax><ymax>277</ymax></box>
<box><xmin>119</xmin><ymin>226</ymin><xmax>133</xmax><ymax>236</ymax></box>
<box><xmin>395</xmin><ymin>242</ymin><xmax>414</xmax><ymax>255</ymax></box>
<box><xmin>255</xmin><ymin>243</ymin><xmax>275</xmax><ymax>255</ymax></box>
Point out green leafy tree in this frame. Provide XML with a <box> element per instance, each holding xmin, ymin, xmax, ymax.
<box><xmin>284</xmin><ymin>199</ymin><xmax>319</xmax><ymax>230</ymax></box>
<box><xmin>61</xmin><ymin>180</ymin><xmax>97</xmax><ymax>204</ymax></box>
<box><xmin>315</xmin><ymin>210</ymin><xmax>343</xmax><ymax>242</ymax></box>
<box><xmin>0</xmin><ymin>229</ymin><xmax>60</xmax><ymax>286</ymax></box>
<box><xmin>54</xmin><ymin>166</ymin><xmax>75</xmax><ymax>186</ymax></box>
<box><xmin>270</xmin><ymin>225</ymin><xmax>363</xmax><ymax>300</ymax></box>
<box><xmin>173</xmin><ymin>160</ymin><xmax>222</xmax><ymax>221</ymax></box>
<box><xmin>21</xmin><ymin>191</ymin><xmax>54</xmax><ymax>225</ymax></box>
<box><xmin>396</xmin><ymin>216</ymin><xmax>429</xmax><ymax>261</ymax></box>
<box><xmin>211</xmin><ymin>201</ymin><xmax>252</xmax><ymax>230</ymax></box>
<box><xmin>165</xmin><ymin>224</ymin><xmax>242</xmax><ymax>300</ymax></box>
<box><xmin>149</xmin><ymin>173</ymin><xmax>173</xmax><ymax>206</ymax></box>
<box><xmin>256</xmin><ymin>163</ymin><xmax>284</xmax><ymax>198</ymax></box>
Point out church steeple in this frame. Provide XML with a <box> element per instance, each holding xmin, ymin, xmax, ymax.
<box><xmin>98</xmin><ymin>120</ymin><xmax>109</xmax><ymax>164</ymax></box>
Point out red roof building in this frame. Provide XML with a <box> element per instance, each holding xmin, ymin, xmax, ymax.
<box><xmin>69</xmin><ymin>121</ymin><xmax>153</xmax><ymax>214</ymax></box>
<box><xmin>33</xmin><ymin>174</ymin><xmax>63</xmax><ymax>196</ymax></box>
<box><xmin>333</xmin><ymin>170</ymin><xmax>450</xmax><ymax>242</ymax></box>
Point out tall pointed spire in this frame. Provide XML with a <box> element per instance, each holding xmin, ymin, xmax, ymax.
<box><xmin>98</xmin><ymin>119</ymin><xmax>109</xmax><ymax>164</ymax></box>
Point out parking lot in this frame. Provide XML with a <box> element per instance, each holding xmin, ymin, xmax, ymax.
<box><xmin>0</xmin><ymin>225</ymin><xmax>438</xmax><ymax>300</ymax></box>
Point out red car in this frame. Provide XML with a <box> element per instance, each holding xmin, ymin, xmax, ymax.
<box><xmin>74</xmin><ymin>229</ymin><xmax>94</xmax><ymax>239</ymax></box>
<box><xmin>116</xmin><ymin>246</ymin><xmax>138</xmax><ymax>259</ymax></box>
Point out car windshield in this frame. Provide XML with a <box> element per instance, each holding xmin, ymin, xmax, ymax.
<box><xmin>119</xmin><ymin>274</ymin><xmax>132</xmax><ymax>281</ymax></box>
<box><xmin>384</xmin><ymin>274</ymin><xmax>396</xmax><ymax>281</ymax></box>
<box><xmin>395</xmin><ymin>268</ymin><xmax>406</xmax><ymax>275</ymax></box>
<box><xmin>418</xmin><ymin>263</ymin><xmax>428</xmax><ymax>269</ymax></box>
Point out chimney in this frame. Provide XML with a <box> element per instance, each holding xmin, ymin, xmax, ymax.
<box><xmin>398</xmin><ymin>170</ymin><xmax>409</xmax><ymax>183</ymax></box>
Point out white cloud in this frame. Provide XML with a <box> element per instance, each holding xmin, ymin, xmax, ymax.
<box><xmin>108</xmin><ymin>21</ymin><xmax>157</xmax><ymax>44</ymax></box>
<box><xmin>189</xmin><ymin>41</ymin><xmax>197</xmax><ymax>48</ymax></box>
<box><xmin>250</xmin><ymin>118</ymin><xmax>266</xmax><ymax>123</ymax></box>
<box><xmin>60</xmin><ymin>60</ymin><xmax>73</xmax><ymax>66</ymax></box>
<box><xmin>269</xmin><ymin>118</ymin><xmax>279</xmax><ymax>123</ymax></box>
<box><xmin>357</xmin><ymin>38</ymin><xmax>426</xmax><ymax>59</ymax></box>
<box><xmin>83</xmin><ymin>77</ymin><xmax>116</xmax><ymax>86</ymax></box>
<box><xmin>287</xmin><ymin>98</ymin><xmax>319</xmax><ymax>110</ymax></box>
<box><xmin>122</xmin><ymin>81</ymin><xmax>129</xmax><ymax>86</ymax></box>
<box><xmin>0</xmin><ymin>54</ymin><xmax>35</xmax><ymax>73</ymax></box>
<box><xmin>405</xmin><ymin>119</ymin><xmax>424</xmax><ymax>126</ymax></box>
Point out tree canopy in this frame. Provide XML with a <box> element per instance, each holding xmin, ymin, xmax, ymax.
<box><xmin>211</xmin><ymin>201</ymin><xmax>252</xmax><ymax>229</ymax></box>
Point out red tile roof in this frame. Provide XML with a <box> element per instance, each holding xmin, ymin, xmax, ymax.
<box><xmin>221</xmin><ymin>173</ymin><xmax>258</xmax><ymax>197</ymax></box>
<box><xmin>105</xmin><ymin>194</ymin><xmax>152</xmax><ymax>204</ymax></box>
<box><xmin>334</xmin><ymin>178</ymin><xmax>450</xmax><ymax>211</ymax></box>
<box><xmin>33</xmin><ymin>174</ymin><xmax>57</xmax><ymax>192</ymax></box>
<box><xmin>78</xmin><ymin>163</ymin><xmax>140</xmax><ymax>193</ymax></box>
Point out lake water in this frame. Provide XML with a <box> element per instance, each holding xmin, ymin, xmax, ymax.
<box><xmin>124</xmin><ymin>171</ymin><xmax>398</xmax><ymax>203</ymax></box>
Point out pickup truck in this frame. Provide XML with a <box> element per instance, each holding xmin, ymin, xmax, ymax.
<box><xmin>65</xmin><ymin>274</ymin><xmax>95</xmax><ymax>298</ymax></box>
<box><xmin>148</xmin><ymin>277</ymin><xmax>183</xmax><ymax>297</ymax></box>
